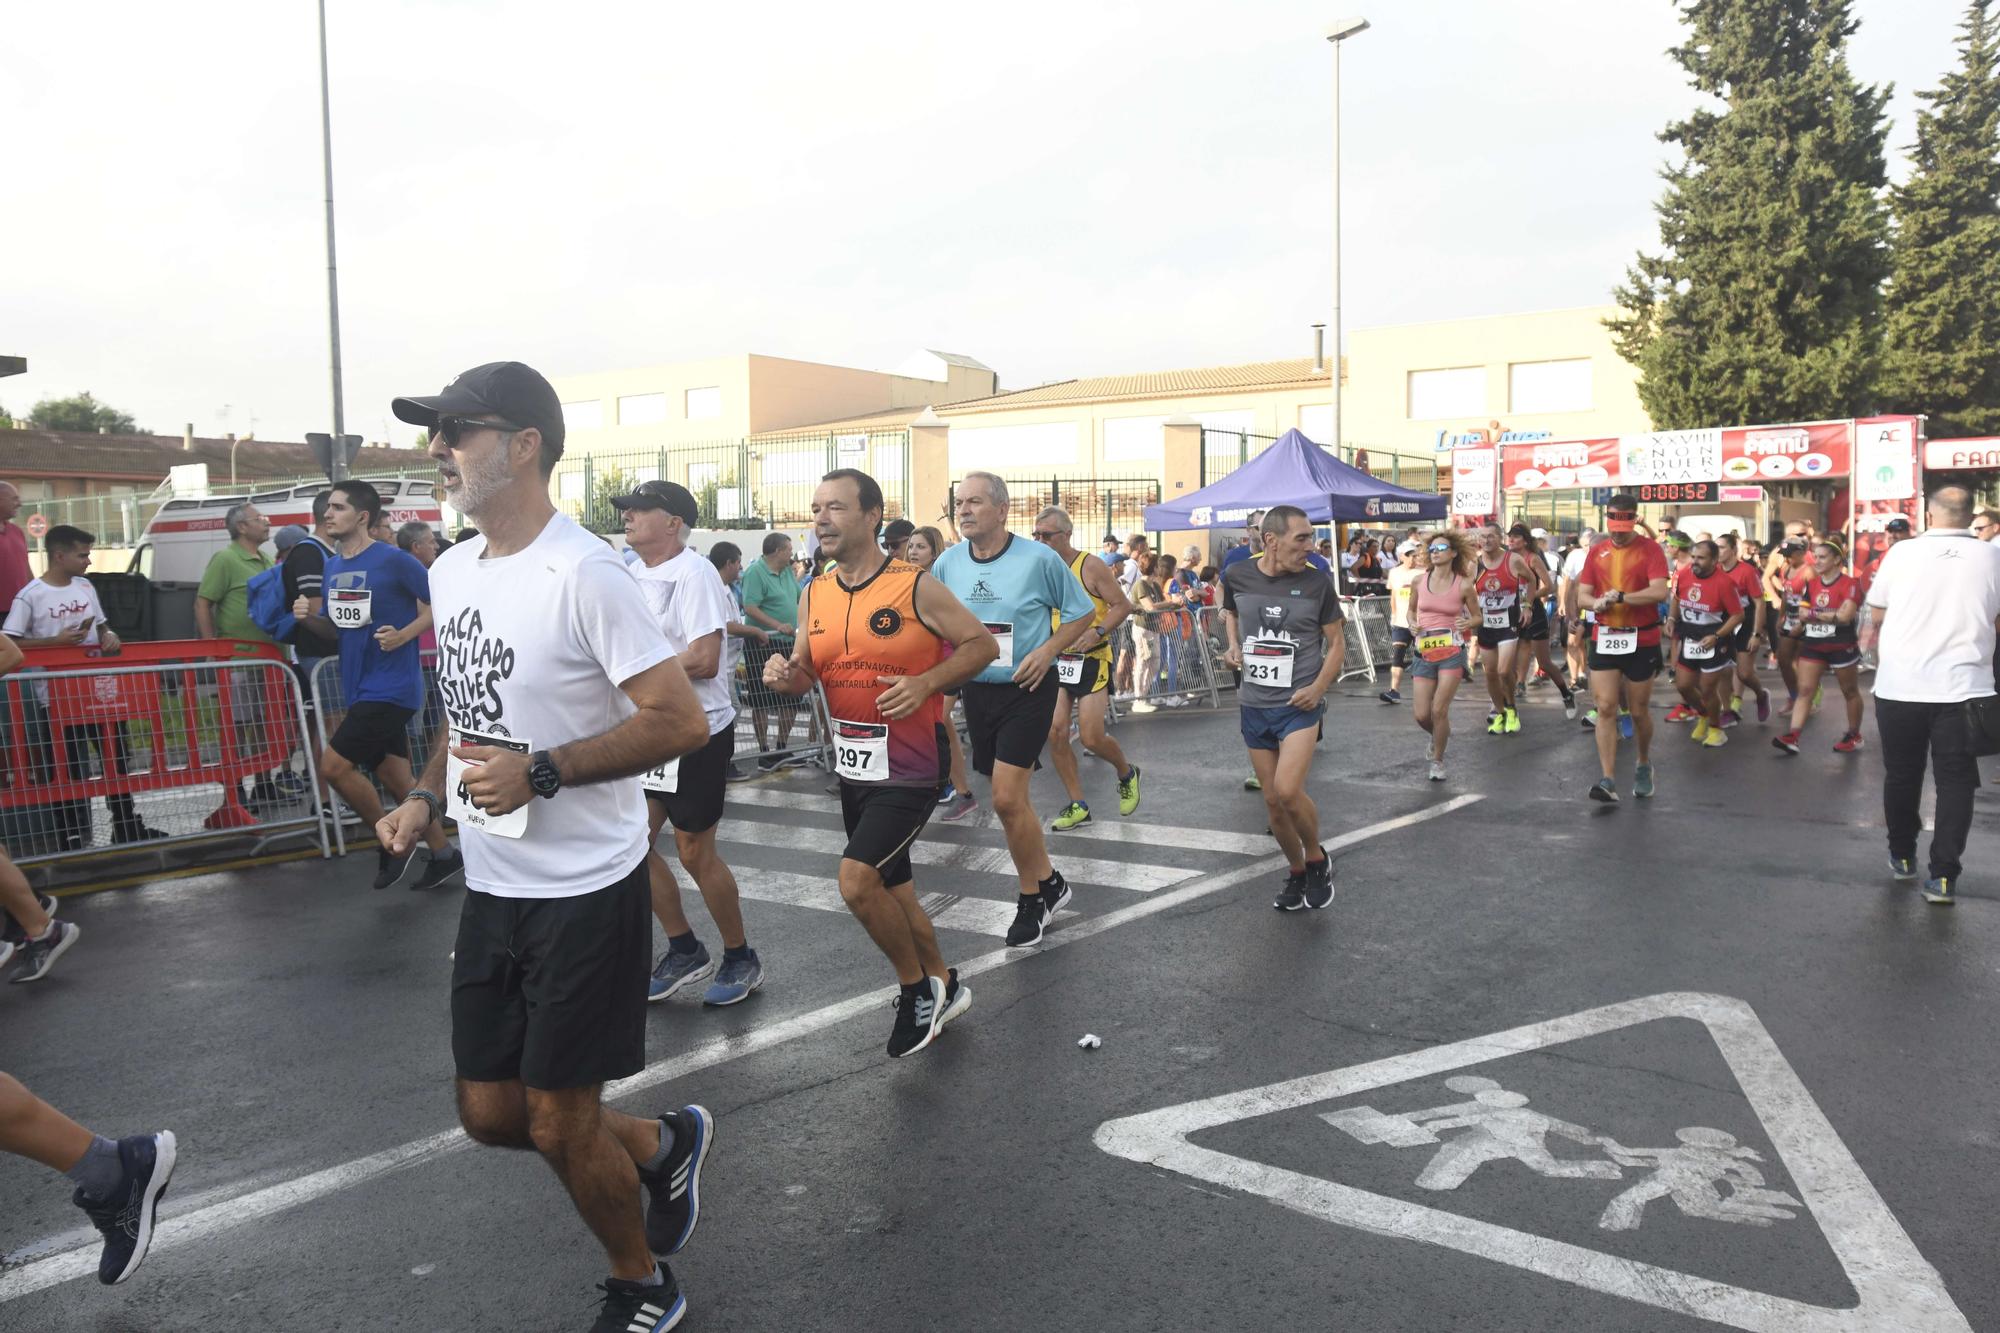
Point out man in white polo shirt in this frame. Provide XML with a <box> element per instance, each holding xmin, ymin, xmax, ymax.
<box><xmin>1863</xmin><ymin>485</ymin><xmax>2000</xmax><ymax>906</ymax></box>
<box><xmin>377</xmin><ymin>362</ymin><xmax>714</xmax><ymax>1332</ymax></box>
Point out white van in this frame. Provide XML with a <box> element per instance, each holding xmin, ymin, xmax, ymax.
<box><xmin>130</xmin><ymin>478</ymin><xmax>447</xmax><ymax>583</ymax></box>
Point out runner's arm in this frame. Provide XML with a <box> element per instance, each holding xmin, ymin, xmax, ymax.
<box><xmin>1082</xmin><ymin>556</ymin><xmax>1132</xmax><ymax>639</ymax></box>
<box><xmin>1622</xmin><ymin>576</ymin><xmax>1671</xmax><ymax>608</ymax></box>
<box><xmin>547</xmin><ymin>657</ymin><xmax>708</xmax><ymax>786</ymax></box>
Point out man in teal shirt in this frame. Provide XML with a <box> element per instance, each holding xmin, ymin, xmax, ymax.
<box><xmin>739</xmin><ymin>532</ymin><xmax>803</xmax><ymax>767</ymax></box>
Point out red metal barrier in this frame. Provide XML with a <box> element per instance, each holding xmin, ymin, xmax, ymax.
<box><xmin>2</xmin><ymin>639</ymin><xmax>301</xmax><ymax>833</ymax></box>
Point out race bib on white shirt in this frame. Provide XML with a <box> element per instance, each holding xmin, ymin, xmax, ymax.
<box><xmin>448</xmin><ymin>727</ymin><xmax>530</xmax><ymax>839</ymax></box>
<box><xmin>982</xmin><ymin>622</ymin><xmax>1014</xmax><ymax>671</ymax></box>
<box><xmin>1682</xmin><ymin>638</ymin><xmax>1715</xmax><ymax>660</ymax></box>
<box><xmin>831</xmin><ymin>719</ymin><xmax>889</xmax><ymax>782</ymax></box>
<box><xmin>1056</xmin><ymin>653</ymin><xmax>1085</xmax><ymax>685</ymax></box>
<box><xmin>1482</xmin><ymin>599</ymin><xmax>1511</xmax><ymax>630</ymax></box>
<box><xmin>1596</xmin><ymin>628</ymin><xmax>1638</xmax><ymax>655</ymax></box>
<box><xmin>328</xmin><ymin>588</ymin><xmax>372</xmax><ymax>629</ymax></box>
<box><xmin>1805</xmin><ymin>621</ymin><xmax>1836</xmax><ymax>639</ymax></box>
<box><xmin>1244</xmin><ymin>639</ymin><xmax>1295</xmax><ymax>688</ymax></box>
<box><xmin>640</xmin><ymin>756</ymin><xmax>680</xmax><ymax>794</ymax></box>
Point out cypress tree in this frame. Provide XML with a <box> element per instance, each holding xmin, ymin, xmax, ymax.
<box><xmin>1880</xmin><ymin>0</ymin><xmax>2000</xmax><ymax>437</ymax></box>
<box><xmin>1609</xmin><ymin>0</ymin><xmax>1892</xmax><ymax>428</ymax></box>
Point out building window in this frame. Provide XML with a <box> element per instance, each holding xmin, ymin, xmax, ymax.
<box><xmin>618</xmin><ymin>393</ymin><xmax>668</xmax><ymax>426</ymax></box>
<box><xmin>562</xmin><ymin>400</ymin><xmax>604</xmax><ymax>431</ymax></box>
<box><xmin>1508</xmin><ymin>359</ymin><xmax>1593</xmax><ymax>414</ymax></box>
<box><xmin>1407</xmin><ymin>367</ymin><xmax>1485</xmax><ymax>420</ymax></box>
<box><xmin>685</xmin><ymin>386</ymin><xmax>722</xmax><ymax>420</ymax></box>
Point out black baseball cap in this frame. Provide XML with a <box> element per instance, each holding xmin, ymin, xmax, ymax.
<box><xmin>1885</xmin><ymin>516</ymin><xmax>1913</xmax><ymax>533</ymax></box>
<box><xmin>610</xmin><ymin>479</ymin><xmax>699</xmax><ymax>525</ymax></box>
<box><xmin>391</xmin><ymin>361</ymin><xmax>566</xmax><ymax>459</ymax></box>
<box><xmin>883</xmin><ymin>518</ymin><xmax>916</xmax><ymax>544</ymax></box>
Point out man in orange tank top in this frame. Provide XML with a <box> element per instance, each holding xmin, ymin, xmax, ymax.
<box><xmin>764</xmin><ymin>469</ymin><xmax>999</xmax><ymax>1059</ymax></box>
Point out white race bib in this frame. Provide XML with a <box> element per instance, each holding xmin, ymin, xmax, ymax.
<box><xmin>831</xmin><ymin>719</ymin><xmax>889</xmax><ymax>782</ymax></box>
<box><xmin>1682</xmin><ymin>638</ymin><xmax>1715</xmax><ymax>661</ymax></box>
<box><xmin>640</xmin><ymin>756</ymin><xmax>680</xmax><ymax>794</ymax></box>
<box><xmin>983</xmin><ymin>622</ymin><xmax>1014</xmax><ymax>670</ymax></box>
<box><xmin>1056</xmin><ymin>653</ymin><xmax>1085</xmax><ymax>685</ymax></box>
<box><xmin>328</xmin><ymin>588</ymin><xmax>372</xmax><ymax>629</ymax></box>
<box><xmin>1244</xmin><ymin>639</ymin><xmax>1295</xmax><ymax>688</ymax></box>
<box><xmin>1596</xmin><ymin>628</ymin><xmax>1637</xmax><ymax>655</ymax></box>
<box><xmin>1805</xmin><ymin>621</ymin><xmax>1836</xmax><ymax>639</ymax></box>
<box><xmin>447</xmin><ymin>727</ymin><xmax>530</xmax><ymax>839</ymax></box>
<box><xmin>1483</xmin><ymin>606</ymin><xmax>1510</xmax><ymax>630</ymax></box>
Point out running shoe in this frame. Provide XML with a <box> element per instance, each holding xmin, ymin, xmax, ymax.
<box><xmin>1887</xmin><ymin>855</ymin><xmax>1918</xmax><ymax>882</ymax></box>
<box><xmin>412</xmin><ymin>848</ymin><xmax>466</xmax><ymax>891</ymax></box>
<box><xmin>1050</xmin><ymin>800</ymin><xmax>1092</xmax><ymax>831</ymax></box>
<box><xmin>1923</xmin><ymin>877</ymin><xmax>1956</xmax><ymax>906</ymax></box>
<box><xmin>1130</xmin><ymin>699</ymin><xmax>1158</xmax><ymax>714</ymax></box>
<box><xmin>1503</xmin><ymin>708</ymin><xmax>1521</xmax><ymax>734</ymax></box>
<box><xmin>1833</xmin><ymin>731</ymin><xmax>1864</xmax><ymax>753</ymax></box>
<box><xmin>1117</xmin><ymin>764</ymin><xmax>1141</xmax><ymax>817</ymax></box>
<box><xmin>1718</xmin><ymin>708</ymin><xmax>1741</xmax><ymax>729</ymax></box>
<box><xmin>1633</xmin><ymin>763</ymin><xmax>1655</xmax><ymax>799</ymax></box>
<box><xmin>701</xmin><ymin>949</ymin><xmax>763</xmax><ymax>1006</ymax></box>
<box><xmin>1378</xmin><ymin>688</ymin><xmax>1401</xmax><ymax>704</ymax></box>
<box><xmin>1007</xmin><ymin>893</ymin><xmax>1055</xmax><ymax>944</ymax></box>
<box><xmin>1702</xmin><ymin>728</ymin><xmax>1729</xmax><ymax>748</ymax></box>
<box><xmin>1273</xmin><ymin>868</ymin><xmax>1307</xmax><ymax>912</ymax></box>
<box><xmin>1243</xmin><ymin>774</ymin><xmax>1262</xmax><ymax>791</ymax></box>
<box><xmin>1588</xmin><ymin>778</ymin><xmax>1619</xmax><ymax>804</ymax></box>
<box><xmin>641</xmin><ymin>1106</ymin><xmax>714</xmax><ymax>1257</ymax></box>
<box><xmin>1486</xmin><ymin>712</ymin><xmax>1504</xmax><ymax>736</ymax></box>
<box><xmin>9</xmin><ymin>920</ymin><xmax>80</xmax><ymax>984</ymax></box>
<box><xmin>372</xmin><ymin>844</ymin><xmax>419</xmax><ymax>890</ymax></box>
<box><xmin>76</xmin><ymin>1131</ymin><xmax>177</xmax><ymax>1285</ymax></box>
<box><xmin>1772</xmin><ymin>732</ymin><xmax>1801</xmax><ymax>755</ymax></box>
<box><xmin>1691</xmin><ymin>717</ymin><xmax>1710</xmax><ymax>743</ymax></box>
<box><xmin>1427</xmin><ymin>760</ymin><xmax>1447</xmax><ymax>782</ymax></box>
<box><xmin>1728</xmin><ymin>695</ymin><xmax>1743</xmax><ymax>715</ymax></box>
<box><xmin>1756</xmin><ymin>695</ymin><xmax>1771</xmax><ymax>723</ymax></box>
<box><xmin>1581</xmin><ymin>709</ymin><xmax>1599</xmax><ymax>730</ymax></box>
<box><xmin>1562</xmin><ymin>693</ymin><xmax>1579</xmax><ymax>722</ymax></box>
<box><xmin>1</xmin><ymin>892</ymin><xmax>56</xmax><ymax>946</ymax></box>
<box><xmin>939</xmin><ymin>790</ymin><xmax>978</xmax><ymax>822</ymax></box>
<box><xmin>938</xmin><ymin>967</ymin><xmax>971</xmax><ymax>1029</ymax></box>
<box><xmin>936</xmin><ymin>783</ymin><xmax>958</xmax><ymax>806</ymax></box>
<box><xmin>591</xmin><ymin>1266</ymin><xmax>685</xmax><ymax>1333</ymax></box>
<box><xmin>1303</xmin><ymin>849</ymin><xmax>1335</xmax><ymax>910</ymax></box>
<box><xmin>1664</xmin><ymin>704</ymin><xmax>1696</xmax><ymax>723</ymax></box>
<box><xmin>887</xmin><ymin>976</ymin><xmax>945</xmax><ymax>1058</ymax></box>
<box><xmin>648</xmin><ymin>944</ymin><xmax>714</xmax><ymax>1002</ymax></box>
<box><xmin>1617</xmin><ymin>709</ymin><xmax>1634</xmax><ymax>740</ymax></box>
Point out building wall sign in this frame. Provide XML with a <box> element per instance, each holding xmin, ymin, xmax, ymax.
<box><xmin>1922</xmin><ymin>436</ymin><xmax>2000</xmax><ymax>471</ymax></box>
<box><xmin>1502</xmin><ymin>420</ymin><xmax>1854</xmax><ymax>492</ymax></box>
<box><xmin>1451</xmin><ymin>448</ymin><xmax>1497</xmax><ymax>517</ymax></box>
<box><xmin>1435</xmin><ymin>420</ymin><xmax>1553</xmax><ymax>453</ymax></box>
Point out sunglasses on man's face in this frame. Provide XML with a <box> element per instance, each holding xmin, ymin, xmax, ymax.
<box><xmin>431</xmin><ymin>415</ymin><xmax>523</xmax><ymax>450</ymax></box>
<box><xmin>1032</xmin><ymin>529</ymin><xmax>1063</xmax><ymax>541</ymax></box>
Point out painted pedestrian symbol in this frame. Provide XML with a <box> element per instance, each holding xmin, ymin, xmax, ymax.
<box><xmin>1596</xmin><ymin>1128</ymin><xmax>1800</xmax><ymax>1232</ymax></box>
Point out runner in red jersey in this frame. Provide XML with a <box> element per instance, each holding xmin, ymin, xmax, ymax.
<box><xmin>1472</xmin><ymin>525</ymin><xmax>1539</xmax><ymax>735</ymax></box>
<box><xmin>1773</xmin><ymin>541</ymin><xmax>1865</xmax><ymax>755</ymax></box>
<box><xmin>1715</xmin><ymin>532</ymin><xmax>1771</xmax><ymax>726</ymax></box>
<box><xmin>1668</xmin><ymin>541</ymin><xmax>1745</xmax><ymax>748</ymax></box>
<box><xmin>1766</xmin><ymin>535</ymin><xmax>1812</xmax><ymax>705</ymax></box>
<box><xmin>1577</xmin><ymin>495</ymin><xmax>1672</xmax><ymax>803</ymax></box>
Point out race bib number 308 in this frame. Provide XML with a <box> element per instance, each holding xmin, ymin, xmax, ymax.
<box><xmin>328</xmin><ymin>588</ymin><xmax>372</xmax><ymax>629</ymax></box>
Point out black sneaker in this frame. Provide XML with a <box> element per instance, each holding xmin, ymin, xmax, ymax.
<box><xmin>1273</xmin><ymin>870</ymin><xmax>1307</xmax><ymax>912</ymax></box>
<box><xmin>1043</xmin><ymin>871</ymin><xmax>1073</xmax><ymax>918</ymax></box>
<box><xmin>1303</xmin><ymin>848</ymin><xmax>1335</xmax><ymax>910</ymax></box>
<box><xmin>1006</xmin><ymin>895</ymin><xmax>1050</xmax><ymax>947</ymax></box>
<box><xmin>412</xmin><ymin>848</ymin><xmax>465</xmax><ymax>891</ymax></box>
<box><xmin>591</xmin><ymin>1265</ymin><xmax>685</xmax><ymax>1332</ymax></box>
<box><xmin>887</xmin><ymin>976</ymin><xmax>945</xmax><ymax>1058</ymax></box>
<box><xmin>75</xmin><ymin>1131</ymin><xmax>178</xmax><ymax>1285</ymax></box>
<box><xmin>938</xmin><ymin>968</ymin><xmax>971</xmax><ymax>1030</ymax></box>
<box><xmin>1888</xmin><ymin>854</ymin><xmax>1918</xmax><ymax>882</ymax></box>
<box><xmin>372</xmin><ymin>844</ymin><xmax>419</xmax><ymax>890</ymax></box>
<box><xmin>1588</xmin><ymin>778</ymin><xmax>1619</xmax><ymax>804</ymax></box>
<box><xmin>10</xmin><ymin>920</ymin><xmax>81</xmax><ymax>983</ymax></box>
<box><xmin>641</xmin><ymin>1106</ymin><xmax>713</xmax><ymax>1258</ymax></box>
<box><xmin>1923</xmin><ymin>876</ymin><xmax>1956</xmax><ymax>906</ymax></box>
<box><xmin>2</xmin><ymin>892</ymin><xmax>57</xmax><ymax>945</ymax></box>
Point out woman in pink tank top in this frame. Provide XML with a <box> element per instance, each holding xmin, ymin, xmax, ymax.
<box><xmin>1409</xmin><ymin>530</ymin><xmax>1479</xmax><ymax>781</ymax></box>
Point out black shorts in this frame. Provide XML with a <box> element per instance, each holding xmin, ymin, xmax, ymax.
<box><xmin>961</xmin><ymin>676</ymin><xmax>1061</xmax><ymax>776</ymax></box>
<box><xmin>450</xmin><ymin>861</ymin><xmax>650</xmax><ymax>1090</ymax></box>
<box><xmin>1475</xmin><ymin>624</ymin><xmax>1521</xmax><ymax>650</ymax></box>
<box><xmin>1390</xmin><ymin>626</ymin><xmax>1413</xmax><ymax>669</ymax></box>
<box><xmin>1734</xmin><ymin>620</ymin><xmax>1760</xmax><ymax>655</ymax></box>
<box><xmin>1799</xmin><ymin>640</ymin><xmax>1862</xmax><ymax>670</ymax></box>
<box><xmin>1588</xmin><ymin>643</ymin><xmax>1665</xmax><ymax>682</ymax></box>
<box><xmin>840</xmin><ymin>778</ymin><xmax>939</xmax><ymax>888</ymax></box>
<box><xmin>329</xmin><ymin>700</ymin><xmax>414</xmax><ymax>770</ymax></box>
<box><xmin>644</xmin><ymin>725</ymin><xmax>734</xmax><ymax>834</ymax></box>
<box><xmin>1677</xmin><ymin>643</ymin><xmax>1736</xmax><ymax>675</ymax></box>
<box><xmin>1057</xmin><ymin>653</ymin><xmax>1112</xmax><ymax>698</ymax></box>
<box><xmin>1521</xmin><ymin>606</ymin><xmax>1551</xmax><ymax>643</ymax></box>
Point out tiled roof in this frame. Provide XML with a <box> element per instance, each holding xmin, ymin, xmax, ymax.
<box><xmin>0</xmin><ymin>429</ymin><xmax>433</xmax><ymax>483</ymax></box>
<box><xmin>939</xmin><ymin>356</ymin><xmax>1341</xmax><ymax>414</ymax></box>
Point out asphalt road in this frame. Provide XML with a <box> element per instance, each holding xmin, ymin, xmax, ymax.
<box><xmin>1</xmin><ymin>669</ymin><xmax>1994</xmax><ymax>1332</ymax></box>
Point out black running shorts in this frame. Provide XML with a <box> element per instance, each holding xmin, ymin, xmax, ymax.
<box><xmin>645</xmin><ymin>725</ymin><xmax>734</xmax><ymax>834</ymax></box>
<box><xmin>840</xmin><ymin>779</ymin><xmax>939</xmax><ymax>888</ymax></box>
<box><xmin>329</xmin><ymin>701</ymin><xmax>414</xmax><ymax>771</ymax></box>
<box><xmin>450</xmin><ymin>861</ymin><xmax>650</xmax><ymax>1090</ymax></box>
<box><xmin>960</xmin><ymin>677</ymin><xmax>1060</xmax><ymax>776</ymax></box>
<box><xmin>1521</xmin><ymin>605</ymin><xmax>1551</xmax><ymax>643</ymax></box>
<box><xmin>1475</xmin><ymin>625</ymin><xmax>1521</xmax><ymax>650</ymax></box>
<box><xmin>1057</xmin><ymin>653</ymin><xmax>1111</xmax><ymax>698</ymax></box>
<box><xmin>1588</xmin><ymin>643</ymin><xmax>1664</xmax><ymax>683</ymax></box>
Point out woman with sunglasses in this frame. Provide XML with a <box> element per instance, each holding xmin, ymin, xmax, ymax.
<box><xmin>1410</xmin><ymin>531</ymin><xmax>1480</xmax><ymax>781</ymax></box>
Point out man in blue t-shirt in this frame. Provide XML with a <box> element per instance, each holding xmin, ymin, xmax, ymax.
<box><xmin>292</xmin><ymin>479</ymin><xmax>460</xmax><ymax>890</ymax></box>
<box><xmin>932</xmin><ymin>472</ymin><xmax>1095</xmax><ymax>947</ymax></box>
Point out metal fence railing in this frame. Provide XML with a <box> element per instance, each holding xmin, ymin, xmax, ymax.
<box><xmin>1112</xmin><ymin>602</ymin><xmax>1224</xmax><ymax>712</ymax></box>
<box><xmin>948</xmin><ymin>476</ymin><xmax>1163</xmax><ymax>544</ymax></box>
<box><xmin>1340</xmin><ymin>595</ymin><xmax>1392</xmax><ymax>685</ymax></box>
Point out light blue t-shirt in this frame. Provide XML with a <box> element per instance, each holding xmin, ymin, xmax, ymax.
<box><xmin>932</xmin><ymin>533</ymin><xmax>1095</xmax><ymax>685</ymax></box>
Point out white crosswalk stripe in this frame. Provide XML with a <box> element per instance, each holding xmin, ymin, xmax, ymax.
<box><xmin>718</xmin><ymin>867</ymin><xmax>1074</xmax><ymax>938</ymax></box>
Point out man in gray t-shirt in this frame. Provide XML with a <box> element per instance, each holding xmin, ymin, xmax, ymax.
<box><xmin>1219</xmin><ymin>505</ymin><xmax>1345</xmax><ymax>911</ymax></box>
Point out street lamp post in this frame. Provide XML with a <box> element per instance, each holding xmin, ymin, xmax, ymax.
<box><xmin>317</xmin><ymin>0</ymin><xmax>348</xmax><ymax>482</ymax></box>
<box><xmin>1326</xmin><ymin>17</ymin><xmax>1369</xmax><ymax>461</ymax></box>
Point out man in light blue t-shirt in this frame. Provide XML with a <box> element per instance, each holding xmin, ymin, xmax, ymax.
<box><xmin>932</xmin><ymin>472</ymin><xmax>1095</xmax><ymax>948</ymax></box>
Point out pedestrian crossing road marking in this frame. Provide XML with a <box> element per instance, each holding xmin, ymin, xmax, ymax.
<box><xmin>1094</xmin><ymin>992</ymin><xmax>1970</xmax><ymax>1333</ymax></box>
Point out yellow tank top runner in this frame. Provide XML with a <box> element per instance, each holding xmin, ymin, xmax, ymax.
<box><xmin>1054</xmin><ymin>551</ymin><xmax>1111</xmax><ymax>661</ymax></box>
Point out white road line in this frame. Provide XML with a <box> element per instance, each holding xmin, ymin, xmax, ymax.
<box><xmin>0</xmin><ymin>794</ymin><xmax>1479</xmax><ymax>1305</ymax></box>
<box><xmin>736</xmin><ymin>868</ymin><xmax>1041</xmax><ymax>938</ymax></box>
<box><xmin>725</xmin><ymin>786</ymin><xmax>1277</xmax><ymax>857</ymax></box>
<box><xmin>716</xmin><ymin>816</ymin><xmax>1191</xmax><ymax>892</ymax></box>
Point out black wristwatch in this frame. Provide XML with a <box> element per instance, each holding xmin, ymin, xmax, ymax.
<box><xmin>527</xmin><ymin>751</ymin><xmax>562</xmax><ymax>800</ymax></box>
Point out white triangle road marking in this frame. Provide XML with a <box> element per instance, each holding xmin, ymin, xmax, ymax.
<box><xmin>1094</xmin><ymin>992</ymin><xmax>1970</xmax><ymax>1332</ymax></box>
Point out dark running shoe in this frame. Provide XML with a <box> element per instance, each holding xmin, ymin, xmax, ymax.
<box><xmin>887</xmin><ymin>976</ymin><xmax>945</xmax><ymax>1058</ymax></box>
<box><xmin>2</xmin><ymin>892</ymin><xmax>57</xmax><ymax>945</ymax></box>
<box><xmin>938</xmin><ymin>968</ymin><xmax>971</xmax><ymax>1030</ymax></box>
<box><xmin>1303</xmin><ymin>849</ymin><xmax>1335</xmax><ymax>910</ymax></box>
<box><xmin>372</xmin><ymin>845</ymin><xmax>419</xmax><ymax>890</ymax></box>
<box><xmin>1923</xmin><ymin>877</ymin><xmax>1956</xmax><ymax>906</ymax></box>
<box><xmin>412</xmin><ymin>849</ymin><xmax>465</xmax><ymax>891</ymax></box>
<box><xmin>10</xmin><ymin>920</ymin><xmax>81</xmax><ymax>983</ymax></box>
<box><xmin>591</xmin><ymin>1265</ymin><xmax>685</xmax><ymax>1332</ymax></box>
<box><xmin>1887</xmin><ymin>855</ymin><xmax>1917</xmax><ymax>883</ymax></box>
<box><xmin>1273</xmin><ymin>869</ymin><xmax>1307</xmax><ymax>912</ymax></box>
<box><xmin>1588</xmin><ymin>778</ymin><xmax>1619</xmax><ymax>804</ymax></box>
<box><xmin>641</xmin><ymin>1106</ymin><xmax>714</xmax><ymax>1258</ymax></box>
<box><xmin>76</xmin><ymin>1131</ymin><xmax>178</xmax><ymax>1284</ymax></box>
<box><xmin>1006</xmin><ymin>895</ymin><xmax>1049</xmax><ymax>947</ymax></box>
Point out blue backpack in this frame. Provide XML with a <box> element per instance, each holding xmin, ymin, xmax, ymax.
<box><xmin>246</xmin><ymin>562</ymin><xmax>295</xmax><ymax>641</ymax></box>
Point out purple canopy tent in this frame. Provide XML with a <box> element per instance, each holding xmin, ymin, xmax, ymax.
<box><xmin>1142</xmin><ymin>429</ymin><xmax>1446</xmax><ymax>529</ymax></box>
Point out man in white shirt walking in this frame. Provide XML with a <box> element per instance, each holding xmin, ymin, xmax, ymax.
<box><xmin>1862</xmin><ymin>485</ymin><xmax>2000</xmax><ymax>905</ymax></box>
<box><xmin>377</xmin><ymin>362</ymin><xmax>713</xmax><ymax>1332</ymax></box>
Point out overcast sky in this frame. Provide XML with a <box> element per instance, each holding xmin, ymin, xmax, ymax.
<box><xmin>2</xmin><ymin>0</ymin><xmax>1976</xmax><ymax>444</ymax></box>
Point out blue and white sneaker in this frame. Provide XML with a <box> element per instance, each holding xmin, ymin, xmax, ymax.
<box><xmin>76</xmin><ymin>1131</ymin><xmax>177</xmax><ymax>1285</ymax></box>
<box><xmin>591</xmin><ymin>1264</ymin><xmax>685</xmax><ymax>1332</ymax></box>
<box><xmin>642</xmin><ymin>1106</ymin><xmax>714</xmax><ymax>1257</ymax></box>
<box><xmin>936</xmin><ymin>782</ymin><xmax>958</xmax><ymax>807</ymax></box>
<box><xmin>702</xmin><ymin>949</ymin><xmax>763</xmax><ymax>1006</ymax></box>
<box><xmin>647</xmin><ymin>944</ymin><xmax>714</xmax><ymax>1003</ymax></box>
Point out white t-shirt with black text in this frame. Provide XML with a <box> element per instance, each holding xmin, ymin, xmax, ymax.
<box><xmin>629</xmin><ymin>546</ymin><xmax>737</xmax><ymax>736</ymax></box>
<box><xmin>429</xmin><ymin>512</ymin><xmax>677</xmax><ymax>899</ymax></box>
<box><xmin>2</xmin><ymin>577</ymin><xmax>104</xmax><ymax>645</ymax></box>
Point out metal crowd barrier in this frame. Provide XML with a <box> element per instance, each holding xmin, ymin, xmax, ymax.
<box><xmin>1</xmin><ymin>641</ymin><xmax>327</xmax><ymax>866</ymax></box>
<box><xmin>308</xmin><ymin>654</ymin><xmax>445</xmax><ymax>858</ymax></box>
<box><xmin>1339</xmin><ymin>595</ymin><xmax>1393</xmax><ymax>685</ymax></box>
<box><xmin>1111</xmin><ymin>602</ymin><xmax>1225</xmax><ymax>715</ymax></box>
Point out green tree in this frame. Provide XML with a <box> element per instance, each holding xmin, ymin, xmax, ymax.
<box><xmin>31</xmin><ymin>391</ymin><xmax>140</xmax><ymax>434</ymax></box>
<box><xmin>1880</xmin><ymin>0</ymin><xmax>2000</xmax><ymax>436</ymax></box>
<box><xmin>582</xmin><ymin>464</ymin><xmax>635</xmax><ymax>534</ymax></box>
<box><xmin>1609</xmin><ymin>0</ymin><xmax>1892</xmax><ymax>427</ymax></box>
